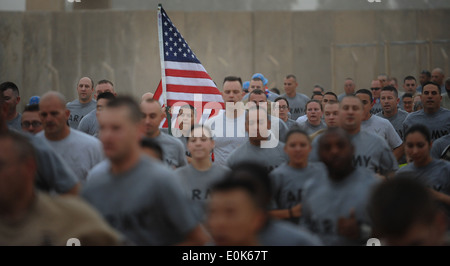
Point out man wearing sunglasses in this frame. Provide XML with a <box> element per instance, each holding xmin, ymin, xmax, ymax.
<box><xmin>403</xmin><ymin>82</ymin><xmax>450</xmax><ymax>142</ymax></box>
<box><xmin>370</xmin><ymin>80</ymin><xmax>383</xmax><ymax>115</ymax></box>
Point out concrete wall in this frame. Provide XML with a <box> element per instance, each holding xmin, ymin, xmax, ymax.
<box><xmin>0</xmin><ymin>9</ymin><xmax>449</xmax><ymax>112</ymax></box>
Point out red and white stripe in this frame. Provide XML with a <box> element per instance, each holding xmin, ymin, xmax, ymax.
<box><xmin>154</xmin><ymin>61</ymin><xmax>225</xmax><ymax>128</ymax></box>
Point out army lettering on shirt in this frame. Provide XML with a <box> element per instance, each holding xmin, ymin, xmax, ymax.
<box><xmin>66</xmin><ymin>99</ymin><xmax>97</xmax><ymax>129</ymax></box>
<box><xmin>300</xmin><ymin>167</ymin><xmax>379</xmax><ymax>246</ymax></box>
<box><xmin>309</xmin><ymin>131</ymin><xmax>399</xmax><ymax>177</ymax></box>
<box><xmin>270</xmin><ymin>162</ymin><xmax>328</xmax><ymax>224</ymax></box>
<box><xmin>403</xmin><ymin>108</ymin><xmax>450</xmax><ymax>142</ymax></box>
<box><xmin>370</xmin><ymin>100</ymin><xmax>382</xmax><ymax>115</ymax></box>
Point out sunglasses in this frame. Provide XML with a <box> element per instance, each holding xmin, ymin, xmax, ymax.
<box><xmin>371</xmin><ymin>87</ymin><xmax>381</xmax><ymax>91</ymax></box>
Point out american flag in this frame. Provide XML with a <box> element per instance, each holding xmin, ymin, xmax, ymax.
<box><xmin>154</xmin><ymin>6</ymin><xmax>225</xmax><ymax>129</ymax></box>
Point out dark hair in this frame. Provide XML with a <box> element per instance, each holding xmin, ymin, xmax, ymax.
<box><xmin>285</xmin><ymin>126</ymin><xmax>310</xmax><ymax>144</ymax></box>
<box><xmin>97</xmin><ymin>79</ymin><xmax>114</xmax><ymax>87</ymax></box>
<box><xmin>188</xmin><ymin>124</ymin><xmax>213</xmax><ymax>140</ymax></box>
<box><xmin>274</xmin><ymin>97</ymin><xmax>289</xmax><ymax>109</ymax></box>
<box><xmin>223</xmin><ymin>76</ymin><xmax>242</xmax><ymax>86</ymax></box>
<box><xmin>106</xmin><ymin>95</ymin><xmax>142</xmax><ymax>123</ymax></box>
<box><xmin>324</xmin><ymin>91</ymin><xmax>338</xmax><ymax>101</ymax></box>
<box><xmin>420</xmin><ymin>70</ymin><xmax>431</xmax><ymax>78</ymax></box>
<box><xmin>285</xmin><ymin>74</ymin><xmax>297</xmax><ymax>80</ymax></box>
<box><xmin>381</xmin><ymin>86</ymin><xmax>398</xmax><ymax>98</ymax></box>
<box><xmin>211</xmin><ymin>161</ymin><xmax>272</xmax><ymax>209</ymax></box>
<box><xmin>97</xmin><ymin>91</ymin><xmax>116</xmax><ymax>101</ymax></box>
<box><xmin>305</xmin><ymin>99</ymin><xmax>323</xmax><ymax>112</ymax></box>
<box><xmin>23</xmin><ymin>104</ymin><xmax>39</xmax><ymax>113</ymax></box>
<box><xmin>311</xmin><ymin>91</ymin><xmax>323</xmax><ymax>100</ymax></box>
<box><xmin>403</xmin><ymin>75</ymin><xmax>417</xmax><ymax>83</ymax></box>
<box><xmin>402</xmin><ymin>93</ymin><xmax>413</xmax><ymax>100</ymax></box>
<box><xmin>270</xmin><ymin>87</ymin><xmax>280</xmax><ymax>95</ymax></box>
<box><xmin>405</xmin><ymin>124</ymin><xmax>431</xmax><ymax>144</ymax></box>
<box><xmin>355</xmin><ymin>88</ymin><xmax>373</xmax><ymax>103</ymax></box>
<box><xmin>140</xmin><ymin>137</ymin><xmax>163</xmax><ymax>161</ymax></box>
<box><xmin>368</xmin><ymin>175</ymin><xmax>440</xmax><ymax>239</ymax></box>
<box><xmin>422</xmin><ymin>81</ymin><xmax>442</xmax><ymax>95</ymax></box>
<box><xmin>313</xmin><ymin>84</ymin><xmax>324</xmax><ymax>92</ymax></box>
<box><xmin>0</xmin><ymin>81</ymin><xmax>19</xmax><ymax>96</ymax></box>
<box><xmin>248</xmin><ymin>89</ymin><xmax>266</xmax><ymax>100</ymax></box>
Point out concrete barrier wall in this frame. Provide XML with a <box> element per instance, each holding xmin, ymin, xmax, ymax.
<box><xmin>0</xmin><ymin>9</ymin><xmax>449</xmax><ymax>110</ymax></box>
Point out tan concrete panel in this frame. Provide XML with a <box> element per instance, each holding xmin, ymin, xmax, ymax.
<box><xmin>22</xmin><ymin>12</ymin><xmax>54</xmax><ymax>110</ymax></box>
<box><xmin>51</xmin><ymin>11</ymin><xmax>82</xmax><ymax>98</ymax></box>
<box><xmin>0</xmin><ymin>12</ymin><xmax>24</xmax><ymax>92</ymax></box>
<box><xmin>253</xmin><ymin>11</ymin><xmax>293</xmax><ymax>92</ymax></box>
<box><xmin>292</xmin><ymin>11</ymin><xmax>334</xmax><ymax>95</ymax></box>
<box><xmin>184</xmin><ymin>11</ymin><xmax>253</xmax><ymax>89</ymax></box>
<box><xmin>26</xmin><ymin>0</ymin><xmax>64</xmax><ymax>11</ymax></box>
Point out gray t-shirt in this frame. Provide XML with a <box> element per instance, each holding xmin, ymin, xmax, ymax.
<box><xmin>361</xmin><ymin>115</ymin><xmax>403</xmax><ymax>150</ymax></box>
<box><xmin>82</xmin><ymin>155</ymin><xmax>199</xmax><ymax>246</ymax></box>
<box><xmin>175</xmin><ymin>163</ymin><xmax>231</xmax><ymax>222</ymax></box>
<box><xmin>36</xmin><ymin>128</ymin><xmax>104</xmax><ymax>184</ymax></box>
<box><xmin>285</xmin><ymin>118</ymin><xmax>298</xmax><ymax>129</ymax></box>
<box><xmin>18</xmin><ymin>131</ymin><xmax>79</xmax><ymax>194</ymax></box>
<box><xmin>66</xmin><ymin>99</ymin><xmax>97</xmax><ymax>129</ymax></box>
<box><xmin>153</xmin><ymin>131</ymin><xmax>187</xmax><ymax>168</ymax></box>
<box><xmin>226</xmin><ymin>140</ymin><xmax>288</xmax><ymax>173</ymax></box>
<box><xmin>309</xmin><ymin>130</ymin><xmax>399</xmax><ymax>177</ymax></box>
<box><xmin>258</xmin><ymin>219</ymin><xmax>323</xmax><ymax>246</ymax></box>
<box><xmin>375</xmin><ymin>109</ymin><xmax>409</xmax><ymax>140</ymax></box>
<box><xmin>7</xmin><ymin>113</ymin><xmax>22</xmax><ymax>131</ymax></box>
<box><xmin>297</xmin><ymin>120</ymin><xmax>327</xmax><ymax>136</ymax></box>
<box><xmin>300</xmin><ymin>167</ymin><xmax>379</xmax><ymax>246</ymax></box>
<box><xmin>280</xmin><ymin>93</ymin><xmax>310</xmax><ymax>120</ymax></box>
<box><xmin>270</xmin><ymin>162</ymin><xmax>328</xmax><ymax>224</ymax></box>
<box><xmin>397</xmin><ymin>160</ymin><xmax>450</xmax><ymax>195</ymax></box>
<box><xmin>77</xmin><ymin>109</ymin><xmax>98</xmax><ymax>136</ymax></box>
<box><xmin>204</xmin><ymin>112</ymin><xmax>248</xmax><ymax>166</ymax></box>
<box><xmin>431</xmin><ymin>134</ymin><xmax>450</xmax><ymax>159</ymax></box>
<box><xmin>370</xmin><ymin>99</ymin><xmax>382</xmax><ymax>115</ymax></box>
<box><xmin>403</xmin><ymin>108</ymin><xmax>450</xmax><ymax>142</ymax></box>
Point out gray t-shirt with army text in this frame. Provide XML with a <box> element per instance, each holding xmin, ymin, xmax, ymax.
<box><xmin>82</xmin><ymin>155</ymin><xmax>199</xmax><ymax>246</ymax></box>
<box><xmin>280</xmin><ymin>93</ymin><xmax>310</xmax><ymax>121</ymax></box>
<box><xmin>269</xmin><ymin>162</ymin><xmax>328</xmax><ymax>224</ymax></box>
<box><xmin>309</xmin><ymin>130</ymin><xmax>399</xmax><ymax>177</ymax></box>
<box><xmin>175</xmin><ymin>163</ymin><xmax>231</xmax><ymax>222</ymax></box>
<box><xmin>300</xmin><ymin>167</ymin><xmax>379</xmax><ymax>246</ymax></box>
<box><xmin>403</xmin><ymin>108</ymin><xmax>450</xmax><ymax>142</ymax></box>
<box><xmin>66</xmin><ymin>99</ymin><xmax>97</xmax><ymax>129</ymax></box>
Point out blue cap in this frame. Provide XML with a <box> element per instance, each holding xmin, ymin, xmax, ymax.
<box><xmin>251</xmin><ymin>73</ymin><xmax>268</xmax><ymax>86</ymax></box>
<box><xmin>243</xmin><ymin>81</ymin><xmax>250</xmax><ymax>91</ymax></box>
<box><xmin>28</xmin><ymin>96</ymin><xmax>40</xmax><ymax>105</ymax></box>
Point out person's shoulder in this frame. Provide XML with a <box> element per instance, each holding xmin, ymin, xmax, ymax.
<box><xmin>270</xmin><ymin>162</ymin><xmax>288</xmax><ymax>174</ymax></box>
<box><xmin>174</xmin><ymin>164</ymin><xmax>192</xmax><ymax>175</ymax></box>
<box><xmin>297</xmin><ymin>93</ymin><xmax>310</xmax><ymax>99</ymax></box>
<box><xmin>374</xmin><ymin>111</ymin><xmax>384</xmax><ymax>117</ymax></box>
<box><xmin>66</xmin><ymin>99</ymin><xmax>79</xmax><ymax>107</ymax></box>
<box><xmin>70</xmin><ymin>128</ymin><xmax>102</xmax><ymax>144</ymax></box>
<box><xmin>212</xmin><ymin>163</ymin><xmax>231</xmax><ymax>173</ymax></box>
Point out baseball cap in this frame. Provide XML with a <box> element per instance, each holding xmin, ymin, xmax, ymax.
<box><xmin>251</xmin><ymin>73</ymin><xmax>268</xmax><ymax>86</ymax></box>
<box><xmin>28</xmin><ymin>96</ymin><xmax>40</xmax><ymax>105</ymax></box>
<box><xmin>243</xmin><ymin>81</ymin><xmax>250</xmax><ymax>92</ymax></box>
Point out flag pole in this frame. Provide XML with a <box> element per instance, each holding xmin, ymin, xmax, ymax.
<box><xmin>157</xmin><ymin>3</ymin><xmax>172</xmax><ymax>135</ymax></box>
